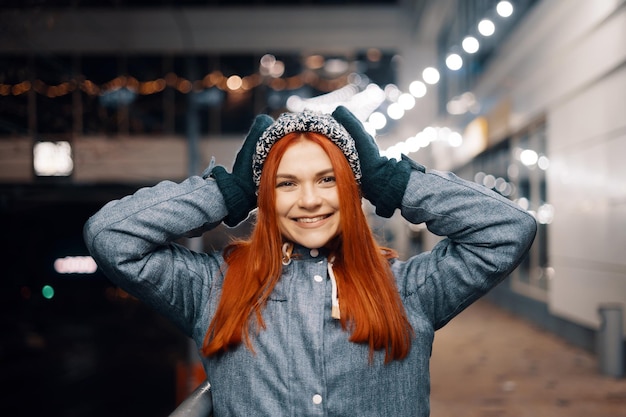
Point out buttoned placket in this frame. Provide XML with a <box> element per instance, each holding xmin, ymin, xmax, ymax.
<box><xmin>284</xmin><ymin>247</ymin><xmax>328</xmax><ymax>416</ymax></box>
<box><xmin>310</xmin><ymin>248</ymin><xmax>325</xmax><ymax>412</ymax></box>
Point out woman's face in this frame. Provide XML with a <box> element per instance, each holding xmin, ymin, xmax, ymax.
<box><xmin>274</xmin><ymin>137</ymin><xmax>341</xmax><ymax>249</ymax></box>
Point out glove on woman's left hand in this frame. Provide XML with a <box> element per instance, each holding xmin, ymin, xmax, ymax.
<box><xmin>332</xmin><ymin>105</ymin><xmax>423</xmax><ymax>218</ymax></box>
<box><xmin>211</xmin><ymin>114</ymin><xmax>274</xmax><ymax>227</ymax></box>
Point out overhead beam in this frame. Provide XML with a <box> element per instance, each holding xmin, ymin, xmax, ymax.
<box><xmin>0</xmin><ymin>6</ymin><xmax>411</xmax><ymax>54</ymax></box>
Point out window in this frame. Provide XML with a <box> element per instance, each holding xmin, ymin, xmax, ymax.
<box><xmin>455</xmin><ymin>118</ymin><xmax>550</xmax><ymax>301</ymax></box>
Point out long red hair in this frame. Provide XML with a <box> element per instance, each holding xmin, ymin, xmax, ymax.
<box><xmin>202</xmin><ymin>132</ymin><xmax>413</xmax><ymax>362</ymax></box>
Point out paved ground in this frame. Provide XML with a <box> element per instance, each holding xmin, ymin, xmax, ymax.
<box><xmin>430</xmin><ymin>299</ymin><xmax>626</xmax><ymax>417</ymax></box>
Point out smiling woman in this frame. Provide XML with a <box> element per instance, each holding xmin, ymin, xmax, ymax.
<box><xmin>205</xmin><ymin>126</ymin><xmax>413</xmax><ymax>363</ymax></box>
<box><xmin>84</xmin><ymin>106</ymin><xmax>536</xmax><ymax>416</ymax></box>
<box><xmin>273</xmin><ymin>135</ymin><xmax>342</xmax><ymax>249</ymax></box>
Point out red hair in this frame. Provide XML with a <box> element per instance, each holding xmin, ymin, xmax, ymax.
<box><xmin>202</xmin><ymin>132</ymin><xmax>413</xmax><ymax>362</ymax></box>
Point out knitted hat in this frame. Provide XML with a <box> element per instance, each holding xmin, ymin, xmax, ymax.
<box><xmin>252</xmin><ymin>110</ymin><xmax>362</xmax><ymax>187</ymax></box>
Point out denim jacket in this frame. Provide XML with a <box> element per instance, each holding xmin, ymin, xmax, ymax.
<box><xmin>84</xmin><ymin>168</ymin><xmax>537</xmax><ymax>416</ymax></box>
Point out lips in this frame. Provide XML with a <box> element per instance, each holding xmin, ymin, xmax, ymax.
<box><xmin>294</xmin><ymin>214</ymin><xmax>331</xmax><ymax>223</ymax></box>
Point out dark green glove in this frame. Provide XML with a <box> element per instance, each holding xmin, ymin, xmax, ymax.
<box><xmin>332</xmin><ymin>105</ymin><xmax>423</xmax><ymax>218</ymax></box>
<box><xmin>211</xmin><ymin>114</ymin><xmax>274</xmax><ymax>227</ymax></box>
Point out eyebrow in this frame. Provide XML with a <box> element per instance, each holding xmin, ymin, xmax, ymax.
<box><xmin>275</xmin><ymin>168</ymin><xmax>335</xmax><ymax>180</ymax></box>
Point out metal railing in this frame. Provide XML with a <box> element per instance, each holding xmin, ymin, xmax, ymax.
<box><xmin>169</xmin><ymin>380</ymin><xmax>213</xmax><ymax>417</ymax></box>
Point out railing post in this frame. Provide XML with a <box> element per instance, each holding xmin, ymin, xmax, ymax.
<box><xmin>597</xmin><ymin>303</ymin><xmax>624</xmax><ymax>378</ymax></box>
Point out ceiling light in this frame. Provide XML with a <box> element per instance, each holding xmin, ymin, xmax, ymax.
<box><xmin>446</xmin><ymin>53</ymin><xmax>463</xmax><ymax>70</ymax></box>
<box><xmin>497</xmin><ymin>1</ymin><xmax>514</xmax><ymax>18</ymax></box>
<box><xmin>398</xmin><ymin>93</ymin><xmax>416</xmax><ymax>110</ymax></box>
<box><xmin>478</xmin><ymin>19</ymin><xmax>495</xmax><ymax>36</ymax></box>
<box><xmin>368</xmin><ymin>111</ymin><xmax>387</xmax><ymax>130</ymax></box>
<box><xmin>387</xmin><ymin>102</ymin><xmax>405</xmax><ymax>120</ymax></box>
<box><xmin>462</xmin><ymin>36</ymin><xmax>480</xmax><ymax>53</ymax></box>
<box><xmin>409</xmin><ymin>80</ymin><xmax>427</xmax><ymax>97</ymax></box>
<box><xmin>422</xmin><ymin>67</ymin><xmax>440</xmax><ymax>84</ymax></box>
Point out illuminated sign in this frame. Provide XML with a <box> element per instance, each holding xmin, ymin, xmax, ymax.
<box><xmin>54</xmin><ymin>256</ymin><xmax>98</xmax><ymax>274</ymax></box>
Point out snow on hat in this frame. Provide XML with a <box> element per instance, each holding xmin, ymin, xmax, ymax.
<box><xmin>252</xmin><ymin>109</ymin><xmax>362</xmax><ymax>187</ymax></box>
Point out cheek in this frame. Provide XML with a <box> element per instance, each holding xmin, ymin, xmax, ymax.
<box><xmin>274</xmin><ymin>193</ymin><xmax>293</xmax><ymax>216</ymax></box>
<box><xmin>326</xmin><ymin>189</ymin><xmax>341</xmax><ymax>209</ymax></box>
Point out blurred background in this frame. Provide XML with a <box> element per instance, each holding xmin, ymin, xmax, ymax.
<box><xmin>0</xmin><ymin>0</ymin><xmax>624</xmax><ymax>415</ymax></box>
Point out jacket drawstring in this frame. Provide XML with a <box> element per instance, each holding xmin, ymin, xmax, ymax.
<box><xmin>328</xmin><ymin>256</ymin><xmax>341</xmax><ymax>320</ymax></box>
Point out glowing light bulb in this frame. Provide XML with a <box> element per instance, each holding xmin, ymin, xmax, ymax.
<box><xmin>497</xmin><ymin>1</ymin><xmax>514</xmax><ymax>18</ymax></box>
<box><xmin>409</xmin><ymin>80</ymin><xmax>427</xmax><ymax>98</ymax></box>
<box><xmin>462</xmin><ymin>36</ymin><xmax>480</xmax><ymax>53</ymax></box>
<box><xmin>478</xmin><ymin>19</ymin><xmax>495</xmax><ymax>36</ymax></box>
<box><xmin>446</xmin><ymin>53</ymin><xmax>463</xmax><ymax>70</ymax></box>
<box><xmin>422</xmin><ymin>67</ymin><xmax>440</xmax><ymax>85</ymax></box>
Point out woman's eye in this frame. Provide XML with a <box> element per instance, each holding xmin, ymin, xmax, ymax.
<box><xmin>320</xmin><ymin>176</ymin><xmax>336</xmax><ymax>185</ymax></box>
<box><xmin>276</xmin><ymin>181</ymin><xmax>295</xmax><ymax>188</ymax></box>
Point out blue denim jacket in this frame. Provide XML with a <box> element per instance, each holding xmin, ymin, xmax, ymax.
<box><xmin>84</xmin><ymin>169</ymin><xmax>537</xmax><ymax>416</ymax></box>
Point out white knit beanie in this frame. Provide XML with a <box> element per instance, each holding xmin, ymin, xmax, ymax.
<box><xmin>252</xmin><ymin>109</ymin><xmax>362</xmax><ymax>187</ymax></box>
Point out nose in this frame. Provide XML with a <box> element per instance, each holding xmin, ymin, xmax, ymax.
<box><xmin>298</xmin><ymin>183</ymin><xmax>322</xmax><ymax>209</ymax></box>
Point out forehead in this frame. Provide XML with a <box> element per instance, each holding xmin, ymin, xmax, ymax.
<box><xmin>277</xmin><ymin>138</ymin><xmax>333</xmax><ymax>172</ymax></box>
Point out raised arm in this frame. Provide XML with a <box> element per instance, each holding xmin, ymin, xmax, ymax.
<box><xmin>84</xmin><ymin>114</ymin><xmax>274</xmax><ymax>335</ymax></box>
<box><xmin>83</xmin><ymin>175</ymin><xmax>228</xmax><ymax>336</ymax></box>
<box><xmin>397</xmin><ymin>169</ymin><xmax>537</xmax><ymax>329</ymax></box>
<box><xmin>332</xmin><ymin>105</ymin><xmax>536</xmax><ymax>329</ymax></box>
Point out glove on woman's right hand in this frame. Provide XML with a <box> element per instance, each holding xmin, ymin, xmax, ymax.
<box><xmin>211</xmin><ymin>114</ymin><xmax>274</xmax><ymax>227</ymax></box>
<box><xmin>332</xmin><ymin>105</ymin><xmax>419</xmax><ymax>218</ymax></box>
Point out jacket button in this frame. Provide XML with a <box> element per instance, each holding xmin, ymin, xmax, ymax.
<box><xmin>312</xmin><ymin>394</ymin><xmax>323</xmax><ymax>404</ymax></box>
<box><xmin>310</xmin><ymin>248</ymin><xmax>319</xmax><ymax>257</ymax></box>
<box><xmin>313</xmin><ymin>275</ymin><xmax>323</xmax><ymax>282</ymax></box>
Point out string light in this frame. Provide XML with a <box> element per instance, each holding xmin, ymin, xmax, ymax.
<box><xmin>446</xmin><ymin>53</ymin><xmax>463</xmax><ymax>70</ymax></box>
<box><xmin>478</xmin><ymin>19</ymin><xmax>496</xmax><ymax>36</ymax></box>
<box><xmin>3</xmin><ymin>3</ymin><xmax>521</xmax><ymax>160</ymax></box>
<box><xmin>422</xmin><ymin>67</ymin><xmax>440</xmax><ymax>85</ymax></box>
<box><xmin>0</xmin><ymin>65</ymin><xmax>352</xmax><ymax>98</ymax></box>
<box><xmin>462</xmin><ymin>36</ymin><xmax>480</xmax><ymax>54</ymax></box>
<box><xmin>497</xmin><ymin>1</ymin><xmax>514</xmax><ymax>18</ymax></box>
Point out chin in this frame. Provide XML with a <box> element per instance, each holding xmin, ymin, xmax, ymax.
<box><xmin>293</xmin><ymin>238</ymin><xmax>331</xmax><ymax>249</ymax></box>
<box><xmin>291</xmin><ymin>232</ymin><xmax>340</xmax><ymax>250</ymax></box>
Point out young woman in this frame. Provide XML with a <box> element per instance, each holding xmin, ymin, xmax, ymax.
<box><xmin>84</xmin><ymin>107</ymin><xmax>537</xmax><ymax>416</ymax></box>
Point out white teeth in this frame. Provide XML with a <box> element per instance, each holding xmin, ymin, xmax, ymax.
<box><xmin>297</xmin><ymin>215</ymin><xmax>327</xmax><ymax>223</ymax></box>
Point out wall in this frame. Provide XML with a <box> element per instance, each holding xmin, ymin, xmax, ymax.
<box><xmin>467</xmin><ymin>0</ymin><xmax>626</xmax><ymax>334</ymax></box>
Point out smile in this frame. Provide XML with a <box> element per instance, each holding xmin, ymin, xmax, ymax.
<box><xmin>295</xmin><ymin>214</ymin><xmax>332</xmax><ymax>223</ymax></box>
